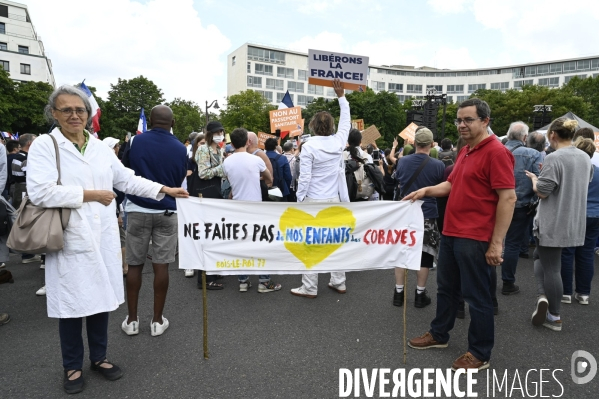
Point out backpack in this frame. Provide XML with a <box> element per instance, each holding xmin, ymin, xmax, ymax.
<box><xmin>439</xmin><ymin>151</ymin><xmax>455</xmax><ymax>167</ymax></box>
<box><xmin>343</xmin><ymin>152</ymin><xmax>374</xmax><ymax>201</ymax></box>
<box><xmin>363</xmin><ymin>164</ymin><xmax>386</xmax><ymax>195</ymax></box>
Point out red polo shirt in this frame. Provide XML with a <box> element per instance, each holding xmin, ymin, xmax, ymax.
<box><xmin>443</xmin><ymin>135</ymin><xmax>515</xmax><ymax>242</ymax></box>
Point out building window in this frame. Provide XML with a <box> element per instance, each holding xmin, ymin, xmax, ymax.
<box><xmin>297</xmin><ymin>95</ymin><xmax>314</xmax><ymax>106</ymax></box>
<box><xmin>326</xmin><ymin>88</ymin><xmax>336</xmax><ymax>97</ymax></box>
<box><xmin>426</xmin><ymin>85</ymin><xmax>443</xmax><ymax>93</ymax></box>
<box><xmin>536</xmin><ymin>65</ymin><xmax>549</xmax><ymax>75</ymax></box>
<box><xmin>18</xmin><ymin>46</ymin><xmax>29</xmax><ymax>54</ymax></box>
<box><xmin>563</xmin><ymin>61</ymin><xmax>576</xmax><ymax>72</ymax></box>
<box><xmin>247</xmin><ymin>62</ymin><xmax>251</xmax><ymax>73</ymax></box>
<box><xmin>513</xmin><ymin>80</ymin><xmax>533</xmax><ymax>89</ymax></box>
<box><xmin>255</xmin><ymin>63</ymin><xmax>273</xmax><ymax>76</ymax></box>
<box><xmin>592</xmin><ymin>59</ymin><xmax>599</xmax><ymax>69</ymax></box>
<box><xmin>456</xmin><ymin>95</ymin><xmax>470</xmax><ymax>103</ymax></box>
<box><xmin>0</xmin><ymin>60</ymin><xmax>8</xmax><ymax>71</ymax></box>
<box><xmin>371</xmin><ymin>81</ymin><xmax>385</xmax><ymax>91</ymax></box>
<box><xmin>307</xmin><ymin>84</ymin><xmax>323</xmax><ymax>95</ymax></box>
<box><xmin>549</xmin><ymin>63</ymin><xmax>562</xmax><ymax>74</ymax></box>
<box><xmin>247</xmin><ymin>76</ymin><xmax>262</xmax><ymax>88</ymax></box>
<box><xmin>298</xmin><ymin>70</ymin><xmax>308</xmax><ymax>81</ymax></box>
<box><xmin>254</xmin><ymin>90</ymin><xmax>273</xmax><ymax>102</ymax></box>
<box><xmin>446</xmin><ymin>85</ymin><xmax>464</xmax><ymax>93</ymax></box>
<box><xmin>0</xmin><ymin>23</ymin><xmax>5</xmax><ymax>35</ymax></box>
<box><xmin>276</xmin><ymin>92</ymin><xmax>290</xmax><ymax>103</ymax></box>
<box><xmin>524</xmin><ymin>66</ymin><xmax>536</xmax><ymax>77</ymax></box>
<box><xmin>490</xmin><ymin>82</ymin><xmax>509</xmax><ymax>90</ymax></box>
<box><xmin>266</xmin><ymin>78</ymin><xmax>284</xmax><ymax>91</ymax></box>
<box><xmin>467</xmin><ymin>84</ymin><xmax>486</xmax><ymax>93</ymax></box>
<box><xmin>0</xmin><ymin>42</ymin><xmax>6</xmax><ymax>51</ymax></box>
<box><xmin>231</xmin><ymin>56</ymin><xmax>236</xmax><ymax>66</ymax></box>
<box><xmin>20</xmin><ymin>63</ymin><xmax>31</xmax><ymax>75</ymax></box>
<box><xmin>577</xmin><ymin>60</ymin><xmax>591</xmax><ymax>70</ymax></box>
<box><xmin>277</xmin><ymin>67</ymin><xmax>294</xmax><ymax>79</ymax></box>
<box><xmin>287</xmin><ymin>81</ymin><xmax>304</xmax><ymax>93</ymax></box>
<box><xmin>0</xmin><ymin>5</ymin><xmax>6</xmax><ymax>18</ymax></box>
<box><xmin>446</xmin><ymin>95</ymin><xmax>453</xmax><ymax>103</ymax></box>
<box><xmin>247</xmin><ymin>46</ymin><xmax>285</xmax><ymax>64</ymax></box>
<box><xmin>565</xmin><ymin>75</ymin><xmax>587</xmax><ymax>83</ymax></box>
<box><xmin>406</xmin><ymin>84</ymin><xmax>422</xmax><ymax>94</ymax></box>
<box><xmin>388</xmin><ymin>83</ymin><xmax>403</xmax><ymax>93</ymax></box>
<box><xmin>538</xmin><ymin>77</ymin><xmax>560</xmax><ymax>87</ymax></box>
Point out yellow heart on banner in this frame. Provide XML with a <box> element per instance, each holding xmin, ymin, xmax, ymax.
<box><xmin>279</xmin><ymin>206</ymin><xmax>356</xmax><ymax>269</ymax></box>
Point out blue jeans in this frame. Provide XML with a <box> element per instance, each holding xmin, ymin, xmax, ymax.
<box><xmin>430</xmin><ymin>236</ymin><xmax>494</xmax><ymax>362</ymax></box>
<box><xmin>561</xmin><ymin>217</ymin><xmax>599</xmax><ymax>296</ymax></box>
<box><xmin>238</xmin><ymin>275</ymin><xmax>270</xmax><ymax>282</ymax></box>
<box><xmin>59</xmin><ymin>312</ymin><xmax>109</xmax><ymax>370</ymax></box>
<box><xmin>502</xmin><ymin>207</ymin><xmax>531</xmax><ymax>283</ymax></box>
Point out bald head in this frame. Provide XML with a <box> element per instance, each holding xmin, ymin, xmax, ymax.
<box><xmin>247</xmin><ymin>132</ymin><xmax>258</xmax><ymax>149</ymax></box>
<box><xmin>149</xmin><ymin>105</ymin><xmax>174</xmax><ymax>130</ymax></box>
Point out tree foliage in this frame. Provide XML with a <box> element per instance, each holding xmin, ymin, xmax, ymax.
<box><xmin>219</xmin><ymin>90</ymin><xmax>275</xmax><ymax>134</ymax></box>
<box><xmin>166</xmin><ymin>98</ymin><xmax>204</xmax><ymax>143</ymax></box>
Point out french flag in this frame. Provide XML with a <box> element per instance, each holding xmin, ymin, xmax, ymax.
<box><xmin>1</xmin><ymin>132</ymin><xmax>15</xmax><ymax>140</ymax></box>
<box><xmin>278</xmin><ymin>91</ymin><xmax>294</xmax><ymax>139</ymax></box>
<box><xmin>136</xmin><ymin>108</ymin><xmax>147</xmax><ymax>135</ymax></box>
<box><xmin>79</xmin><ymin>81</ymin><xmax>101</xmax><ymax>135</ymax></box>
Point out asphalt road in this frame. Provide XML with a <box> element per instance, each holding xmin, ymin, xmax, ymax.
<box><xmin>1</xmin><ymin>248</ymin><xmax>598</xmax><ymax>398</ymax></box>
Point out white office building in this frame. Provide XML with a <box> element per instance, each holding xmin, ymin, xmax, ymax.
<box><xmin>0</xmin><ymin>0</ymin><xmax>55</xmax><ymax>86</ymax></box>
<box><xmin>228</xmin><ymin>43</ymin><xmax>599</xmax><ymax>107</ymax></box>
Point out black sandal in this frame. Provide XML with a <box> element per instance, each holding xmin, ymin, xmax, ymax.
<box><xmin>197</xmin><ymin>281</ymin><xmax>224</xmax><ymax>290</ymax></box>
<box><xmin>64</xmin><ymin>369</ymin><xmax>84</xmax><ymax>394</ymax></box>
<box><xmin>90</xmin><ymin>359</ymin><xmax>123</xmax><ymax>381</ymax></box>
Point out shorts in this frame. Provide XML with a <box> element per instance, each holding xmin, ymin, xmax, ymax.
<box><xmin>421</xmin><ymin>218</ymin><xmax>440</xmax><ymax>268</ymax></box>
<box><xmin>119</xmin><ymin>225</ymin><xmax>126</xmax><ymax>248</ymax></box>
<box><xmin>126</xmin><ymin>212</ymin><xmax>178</xmax><ymax>265</ymax></box>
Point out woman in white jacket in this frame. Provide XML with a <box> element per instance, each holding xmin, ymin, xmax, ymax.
<box><xmin>26</xmin><ymin>85</ymin><xmax>188</xmax><ymax>394</ymax></box>
<box><xmin>291</xmin><ymin>79</ymin><xmax>350</xmax><ymax>298</ymax></box>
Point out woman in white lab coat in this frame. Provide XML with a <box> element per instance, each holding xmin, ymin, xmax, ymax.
<box><xmin>26</xmin><ymin>85</ymin><xmax>188</xmax><ymax>394</ymax></box>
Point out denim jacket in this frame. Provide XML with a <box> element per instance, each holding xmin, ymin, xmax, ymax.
<box><xmin>505</xmin><ymin>140</ymin><xmax>542</xmax><ymax>208</ymax></box>
<box><xmin>587</xmin><ymin>165</ymin><xmax>599</xmax><ymax>217</ymax></box>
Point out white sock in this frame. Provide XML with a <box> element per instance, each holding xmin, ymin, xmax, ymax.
<box><xmin>417</xmin><ymin>285</ymin><xmax>426</xmax><ymax>294</ymax></box>
<box><xmin>395</xmin><ymin>284</ymin><xmax>404</xmax><ymax>293</ymax></box>
<box><xmin>547</xmin><ymin>312</ymin><xmax>560</xmax><ymax>322</ymax></box>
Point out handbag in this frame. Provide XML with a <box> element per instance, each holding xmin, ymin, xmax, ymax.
<box><xmin>7</xmin><ymin>134</ymin><xmax>71</xmax><ymax>254</ymax></box>
<box><xmin>187</xmin><ymin>146</ymin><xmax>222</xmax><ymax>199</ymax></box>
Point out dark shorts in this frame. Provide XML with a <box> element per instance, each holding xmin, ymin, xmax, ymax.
<box><xmin>125</xmin><ymin>212</ymin><xmax>178</xmax><ymax>264</ymax></box>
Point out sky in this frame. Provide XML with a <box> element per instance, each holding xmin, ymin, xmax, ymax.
<box><xmin>23</xmin><ymin>0</ymin><xmax>599</xmax><ymax>108</ymax></box>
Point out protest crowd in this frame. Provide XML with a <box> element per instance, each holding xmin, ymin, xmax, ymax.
<box><xmin>1</xmin><ymin>77</ymin><xmax>598</xmax><ymax>394</ymax></box>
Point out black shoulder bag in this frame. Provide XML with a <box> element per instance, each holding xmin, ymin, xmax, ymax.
<box><xmin>394</xmin><ymin>156</ymin><xmax>430</xmax><ymax>201</ymax></box>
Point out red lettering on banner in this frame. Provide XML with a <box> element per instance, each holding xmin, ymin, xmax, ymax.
<box><xmin>386</xmin><ymin>230</ymin><xmax>395</xmax><ymax>244</ymax></box>
<box><xmin>377</xmin><ymin>229</ymin><xmax>385</xmax><ymax>244</ymax></box>
<box><xmin>400</xmin><ymin>229</ymin><xmax>408</xmax><ymax>244</ymax></box>
<box><xmin>364</xmin><ymin>229</ymin><xmax>371</xmax><ymax>245</ymax></box>
<box><xmin>362</xmin><ymin>228</ymin><xmax>418</xmax><ymax>246</ymax></box>
<box><xmin>409</xmin><ymin>231</ymin><xmax>417</xmax><ymax>247</ymax></box>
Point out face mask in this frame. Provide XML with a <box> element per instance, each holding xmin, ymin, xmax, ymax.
<box><xmin>213</xmin><ymin>135</ymin><xmax>224</xmax><ymax>144</ymax></box>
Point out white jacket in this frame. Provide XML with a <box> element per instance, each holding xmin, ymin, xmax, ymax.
<box><xmin>296</xmin><ymin>96</ymin><xmax>351</xmax><ymax>202</ymax></box>
<box><xmin>27</xmin><ymin>128</ymin><xmax>164</xmax><ymax>318</ymax></box>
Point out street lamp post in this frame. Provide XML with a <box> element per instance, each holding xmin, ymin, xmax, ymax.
<box><xmin>205</xmin><ymin>100</ymin><xmax>220</xmax><ymax>130</ymax></box>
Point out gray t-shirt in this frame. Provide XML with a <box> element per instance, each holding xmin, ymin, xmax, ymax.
<box><xmin>534</xmin><ymin>146</ymin><xmax>593</xmax><ymax>247</ymax></box>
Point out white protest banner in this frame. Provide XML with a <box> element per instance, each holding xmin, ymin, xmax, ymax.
<box><xmin>308</xmin><ymin>49</ymin><xmax>369</xmax><ymax>92</ymax></box>
<box><xmin>177</xmin><ymin>198</ymin><xmax>424</xmax><ymax>274</ymax></box>
<box><xmin>269</xmin><ymin>106</ymin><xmax>302</xmax><ymax>133</ymax></box>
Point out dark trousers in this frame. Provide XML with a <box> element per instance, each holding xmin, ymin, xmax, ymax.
<box><xmin>502</xmin><ymin>207</ymin><xmax>531</xmax><ymax>284</ymax></box>
<box><xmin>59</xmin><ymin>312</ymin><xmax>109</xmax><ymax>370</ymax></box>
<box><xmin>430</xmin><ymin>236</ymin><xmax>494</xmax><ymax>362</ymax></box>
<box><xmin>561</xmin><ymin>217</ymin><xmax>599</xmax><ymax>296</ymax></box>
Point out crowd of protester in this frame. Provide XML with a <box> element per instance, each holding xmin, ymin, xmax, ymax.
<box><xmin>1</xmin><ymin>78</ymin><xmax>597</xmax><ymax>393</ymax></box>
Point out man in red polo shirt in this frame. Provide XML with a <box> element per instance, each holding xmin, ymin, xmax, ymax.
<box><xmin>404</xmin><ymin>98</ymin><xmax>516</xmax><ymax>371</ymax></box>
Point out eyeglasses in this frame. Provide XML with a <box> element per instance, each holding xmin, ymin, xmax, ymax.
<box><xmin>54</xmin><ymin>107</ymin><xmax>88</xmax><ymax>116</ymax></box>
<box><xmin>454</xmin><ymin>117</ymin><xmax>483</xmax><ymax>126</ymax></box>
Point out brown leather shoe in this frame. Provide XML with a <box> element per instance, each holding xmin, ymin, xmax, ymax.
<box><xmin>451</xmin><ymin>352</ymin><xmax>490</xmax><ymax>371</ymax></box>
<box><xmin>408</xmin><ymin>332</ymin><xmax>448</xmax><ymax>350</ymax></box>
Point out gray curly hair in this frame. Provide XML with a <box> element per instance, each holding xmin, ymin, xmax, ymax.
<box><xmin>44</xmin><ymin>85</ymin><xmax>93</xmax><ymax>129</ymax></box>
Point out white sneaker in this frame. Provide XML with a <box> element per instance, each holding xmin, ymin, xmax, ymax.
<box><xmin>258</xmin><ymin>280</ymin><xmax>282</xmax><ymax>293</ymax></box>
<box><xmin>0</xmin><ymin>262</ymin><xmax>5</xmax><ymax>268</ymax></box>
<box><xmin>184</xmin><ymin>269</ymin><xmax>194</xmax><ymax>277</ymax></box>
<box><xmin>575</xmin><ymin>293</ymin><xmax>589</xmax><ymax>305</ymax></box>
<box><xmin>151</xmin><ymin>317</ymin><xmax>169</xmax><ymax>336</ymax></box>
<box><xmin>22</xmin><ymin>255</ymin><xmax>42</xmax><ymax>264</ymax></box>
<box><xmin>531</xmin><ymin>295</ymin><xmax>549</xmax><ymax>326</ymax></box>
<box><xmin>121</xmin><ymin>316</ymin><xmax>139</xmax><ymax>336</ymax></box>
<box><xmin>328</xmin><ymin>282</ymin><xmax>347</xmax><ymax>294</ymax></box>
<box><xmin>239</xmin><ymin>280</ymin><xmax>251</xmax><ymax>292</ymax></box>
<box><xmin>36</xmin><ymin>285</ymin><xmax>46</xmax><ymax>296</ymax></box>
<box><xmin>561</xmin><ymin>295</ymin><xmax>572</xmax><ymax>304</ymax></box>
<box><xmin>290</xmin><ymin>286</ymin><xmax>317</xmax><ymax>298</ymax></box>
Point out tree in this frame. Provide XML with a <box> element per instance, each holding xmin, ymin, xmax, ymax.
<box><xmin>563</xmin><ymin>75</ymin><xmax>599</xmax><ymax>129</ymax></box>
<box><xmin>103</xmin><ymin>76</ymin><xmax>165</xmax><ymax>140</ymax></box>
<box><xmin>0</xmin><ymin>67</ymin><xmax>16</xmax><ymax>131</ymax></box>
<box><xmin>11</xmin><ymin>80</ymin><xmax>54</xmax><ymax>133</ymax></box>
<box><xmin>166</xmin><ymin>98</ymin><xmax>204</xmax><ymax>143</ymax></box>
<box><xmin>219</xmin><ymin>90</ymin><xmax>275</xmax><ymax>133</ymax></box>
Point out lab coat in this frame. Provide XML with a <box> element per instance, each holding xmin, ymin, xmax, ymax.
<box><xmin>27</xmin><ymin>128</ymin><xmax>164</xmax><ymax>318</ymax></box>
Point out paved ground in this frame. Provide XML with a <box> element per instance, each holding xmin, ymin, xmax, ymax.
<box><xmin>1</xmin><ymin>248</ymin><xmax>598</xmax><ymax>398</ymax></box>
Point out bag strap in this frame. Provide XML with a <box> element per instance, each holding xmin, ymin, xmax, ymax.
<box><xmin>508</xmin><ymin>143</ymin><xmax>524</xmax><ymax>153</ymax></box>
<box><xmin>48</xmin><ymin>134</ymin><xmax>62</xmax><ymax>186</ymax></box>
<box><xmin>400</xmin><ymin>156</ymin><xmax>430</xmax><ymax>198</ymax></box>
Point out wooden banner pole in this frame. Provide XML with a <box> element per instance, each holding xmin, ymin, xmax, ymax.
<box><xmin>403</xmin><ymin>269</ymin><xmax>408</xmax><ymax>364</ymax></box>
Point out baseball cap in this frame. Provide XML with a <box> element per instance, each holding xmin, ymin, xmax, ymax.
<box><xmin>206</xmin><ymin>121</ymin><xmax>224</xmax><ymax>133</ymax></box>
<box><xmin>414</xmin><ymin>128</ymin><xmax>434</xmax><ymax>146</ymax></box>
<box><xmin>225</xmin><ymin>144</ymin><xmax>234</xmax><ymax>153</ymax></box>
